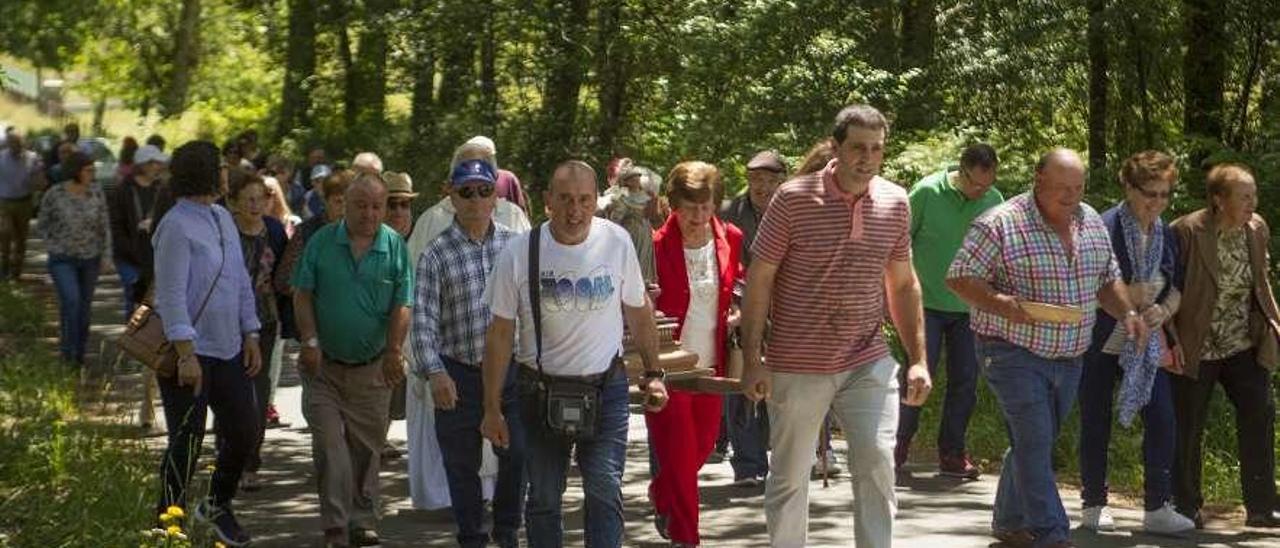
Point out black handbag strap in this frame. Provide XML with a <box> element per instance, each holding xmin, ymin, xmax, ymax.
<box><xmin>190</xmin><ymin>210</ymin><xmax>227</xmax><ymax>326</ymax></box>
<box><xmin>528</xmin><ymin>222</ymin><xmax>544</xmax><ymax>377</ymax></box>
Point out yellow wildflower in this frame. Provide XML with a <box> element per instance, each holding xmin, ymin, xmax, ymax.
<box><xmin>216</xmin><ymin>543</ymin><xmax>227</xmax><ymax>548</ymax></box>
<box><xmin>166</xmin><ymin>524</ymin><xmax>182</xmax><ymax>536</ymax></box>
<box><xmin>159</xmin><ymin>512</ymin><xmax>173</xmax><ymax>523</ymax></box>
<box><xmin>166</xmin><ymin>505</ymin><xmax>185</xmax><ymax>518</ymax></box>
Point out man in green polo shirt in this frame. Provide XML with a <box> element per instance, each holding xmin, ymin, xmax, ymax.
<box><xmin>896</xmin><ymin>143</ymin><xmax>1002</xmax><ymax>480</ymax></box>
<box><xmin>293</xmin><ymin>173</ymin><xmax>413</xmax><ymax>548</ymax></box>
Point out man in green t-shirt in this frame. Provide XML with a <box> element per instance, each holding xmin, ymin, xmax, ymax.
<box><xmin>293</xmin><ymin>174</ymin><xmax>414</xmax><ymax>548</ymax></box>
<box><xmin>896</xmin><ymin>143</ymin><xmax>1002</xmax><ymax>480</ymax></box>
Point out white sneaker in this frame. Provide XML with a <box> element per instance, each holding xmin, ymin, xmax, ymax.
<box><xmin>1144</xmin><ymin>503</ymin><xmax>1195</xmax><ymax>536</ymax></box>
<box><xmin>1081</xmin><ymin>505</ymin><xmax>1116</xmax><ymax>531</ymax></box>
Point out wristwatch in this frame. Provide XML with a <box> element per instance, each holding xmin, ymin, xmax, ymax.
<box><xmin>304</xmin><ymin>337</ymin><xmax>320</xmax><ymax>349</ymax></box>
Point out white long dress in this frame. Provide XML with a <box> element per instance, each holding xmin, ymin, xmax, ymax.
<box><xmin>405</xmin><ymin>197</ymin><xmax>532</xmax><ymax>510</ymax></box>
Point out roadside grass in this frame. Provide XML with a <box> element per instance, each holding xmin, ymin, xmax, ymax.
<box><xmin>0</xmin><ymin>281</ymin><xmax>206</xmax><ymax>546</ymax></box>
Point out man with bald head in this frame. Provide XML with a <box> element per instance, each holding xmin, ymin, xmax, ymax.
<box><xmin>292</xmin><ymin>173</ymin><xmax>413</xmax><ymax>547</ymax></box>
<box><xmin>480</xmin><ymin>160</ymin><xmax>669</xmax><ymax>547</ymax></box>
<box><xmin>946</xmin><ymin>149</ymin><xmax>1146</xmax><ymax>547</ymax></box>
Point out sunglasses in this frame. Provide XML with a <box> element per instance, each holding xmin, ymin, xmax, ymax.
<box><xmin>457</xmin><ymin>184</ymin><xmax>496</xmax><ymax>199</ymax></box>
<box><xmin>1133</xmin><ymin>186</ymin><xmax>1173</xmax><ymax>200</ymax></box>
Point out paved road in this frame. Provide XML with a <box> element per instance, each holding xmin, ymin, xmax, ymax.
<box><xmin>16</xmin><ymin>230</ymin><xmax>1279</xmax><ymax>547</ymax></box>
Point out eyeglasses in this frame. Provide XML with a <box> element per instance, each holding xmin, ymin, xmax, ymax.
<box><xmin>387</xmin><ymin>199</ymin><xmax>413</xmax><ymax>210</ymax></box>
<box><xmin>1133</xmin><ymin>186</ymin><xmax>1173</xmax><ymax>200</ymax></box>
<box><xmin>457</xmin><ymin>184</ymin><xmax>496</xmax><ymax>200</ymax></box>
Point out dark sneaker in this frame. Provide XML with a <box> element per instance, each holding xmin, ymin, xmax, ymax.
<box><xmin>992</xmin><ymin>528</ymin><xmax>1034</xmax><ymax>548</ymax></box>
<box><xmin>349</xmin><ymin>527</ymin><xmax>381</xmax><ymax>546</ymax></box>
<box><xmin>654</xmin><ymin>513</ymin><xmax>670</xmax><ymax>540</ymax></box>
<box><xmin>1246</xmin><ymin>510</ymin><xmax>1280</xmax><ymax>528</ymax></box>
<box><xmin>731</xmin><ymin>474</ymin><xmax>765</xmax><ymax>488</ymax></box>
<box><xmin>705</xmin><ymin>449</ymin><xmax>726</xmax><ymax>464</ymax></box>
<box><xmin>938</xmin><ymin>453</ymin><xmax>981</xmax><ymax>480</ymax></box>
<box><xmin>194</xmin><ymin>499</ymin><xmax>251</xmax><ymax>546</ymax></box>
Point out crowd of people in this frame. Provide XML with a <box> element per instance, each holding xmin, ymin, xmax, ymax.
<box><xmin>0</xmin><ymin>102</ymin><xmax>1277</xmax><ymax>548</ymax></box>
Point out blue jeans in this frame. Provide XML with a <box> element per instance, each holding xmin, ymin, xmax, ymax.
<box><xmin>1078</xmin><ymin>349</ymin><xmax>1175</xmax><ymax>511</ymax></box>
<box><xmin>980</xmin><ymin>337</ymin><xmax>1080</xmax><ymax>546</ymax></box>
<box><xmin>725</xmin><ymin>394</ymin><xmax>769</xmax><ymax>479</ymax></box>
<box><xmin>436</xmin><ymin>357</ymin><xmax>526</xmax><ymax>547</ymax></box>
<box><xmin>47</xmin><ymin>254</ymin><xmax>100</xmax><ymax>363</ymax></box>
<box><xmin>898</xmin><ymin>309</ymin><xmax>979</xmax><ymax>456</ymax></box>
<box><xmin>114</xmin><ymin>260</ymin><xmax>140</xmax><ymax>320</ymax></box>
<box><xmin>519</xmin><ymin>368</ymin><xmax>629</xmax><ymax>548</ymax></box>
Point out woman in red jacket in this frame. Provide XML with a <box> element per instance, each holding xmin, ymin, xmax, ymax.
<box><xmin>648</xmin><ymin>161</ymin><xmax>743</xmax><ymax>547</ymax></box>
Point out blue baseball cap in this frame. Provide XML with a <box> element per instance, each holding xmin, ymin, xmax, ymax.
<box><xmin>450</xmin><ymin>159</ymin><xmax>497</xmax><ymax>186</ymax></box>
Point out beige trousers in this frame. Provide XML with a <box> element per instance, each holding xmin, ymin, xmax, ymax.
<box><xmin>765</xmin><ymin>355</ymin><xmax>900</xmax><ymax>548</ymax></box>
<box><xmin>306</xmin><ymin>358</ymin><xmax>392</xmax><ymax>531</ymax></box>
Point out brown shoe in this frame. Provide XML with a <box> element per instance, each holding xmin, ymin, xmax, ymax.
<box><xmin>938</xmin><ymin>452</ymin><xmax>981</xmax><ymax>480</ymax></box>
<box><xmin>992</xmin><ymin>528</ymin><xmax>1034</xmax><ymax>548</ymax></box>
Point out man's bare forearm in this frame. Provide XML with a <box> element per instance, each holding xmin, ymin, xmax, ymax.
<box><xmin>1097</xmin><ymin>280</ymin><xmax>1136</xmax><ymax>320</ymax></box>
<box><xmin>740</xmin><ymin>261</ymin><xmax>778</xmax><ymax>370</ymax></box>
<box><xmin>624</xmin><ymin>300</ymin><xmax>660</xmax><ymax>372</ymax></box>
<box><xmin>947</xmin><ymin>277</ymin><xmax>1006</xmax><ymax>314</ymax></box>
<box><xmin>887</xmin><ymin>274</ymin><xmax>926</xmax><ymax>366</ymax></box>
<box><xmin>481</xmin><ymin>318</ymin><xmax>516</xmax><ymax>413</ymax></box>
<box><xmin>294</xmin><ymin>290</ymin><xmax>318</xmax><ymax>340</ymax></box>
<box><xmin>385</xmin><ymin>306</ymin><xmax>410</xmax><ymax>354</ymax></box>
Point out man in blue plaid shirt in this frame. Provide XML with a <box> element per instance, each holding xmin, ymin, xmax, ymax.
<box><xmin>411</xmin><ymin>159</ymin><xmax>526</xmax><ymax>548</ymax></box>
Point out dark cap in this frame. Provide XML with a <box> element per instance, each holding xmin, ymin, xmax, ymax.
<box><xmin>746</xmin><ymin>150</ymin><xmax>787</xmax><ymax>173</ymax></box>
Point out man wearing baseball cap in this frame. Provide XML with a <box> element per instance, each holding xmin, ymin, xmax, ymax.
<box><xmin>413</xmin><ymin>158</ymin><xmax>527</xmax><ymax>547</ymax></box>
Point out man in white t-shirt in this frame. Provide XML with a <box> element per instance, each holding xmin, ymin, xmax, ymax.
<box><xmin>480</xmin><ymin>160</ymin><xmax>669</xmax><ymax>547</ymax></box>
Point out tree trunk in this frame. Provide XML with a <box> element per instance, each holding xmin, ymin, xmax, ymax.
<box><xmin>278</xmin><ymin>0</ymin><xmax>317</xmax><ymax>138</ymax></box>
<box><xmin>531</xmin><ymin>0</ymin><xmax>590</xmax><ymax>188</ymax></box>
<box><xmin>91</xmin><ymin>96</ymin><xmax>106</xmax><ymax>135</ymax></box>
<box><xmin>1182</xmin><ymin>0</ymin><xmax>1225</xmax><ymax>141</ymax></box>
<box><xmin>1128</xmin><ymin>13</ymin><xmax>1154</xmax><ymax>149</ymax></box>
<box><xmin>1087</xmin><ymin>0</ymin><xmax>1108</xmax><ymax>182</ymax></box>
<box><xmin>436</xmin><ymin>5</ymin><xmax>476</xmax><ymax>113</ymax></box>
<box><xmin>408</xmin><ymin>7</ymin><xmax>438</xmax><ymax>194</ymax></box>
<box><xmin>863</xmin><ymin>0</ymin><xmax>899</xmax><ymax>72</ymax></box>
<box><xmin>160</xmin><ymin>0</ymin><xmax>201</xmax><ymax>118</ymax></box>
<box><xmin>479</xmin><ymin>1</ymin><xmax>500</xmax><ymax>135</ymax></box>
<box><xmin>897</xmin><ymin>0</ymin><xmax>935</xmax><ymax>131</ymax></box>
<box><xmin>339</xmin><ymin>24</ymin><xmax>356</xmax><ymax>129</ymax></box>
<box><xmin>1228</xmin><ymin>23</ymin><xmax>1267</xmax><ymax>149</ymax></box>
<box><xmin>350</xmin><ymin>0</ymin><xmax>392</xmax><ymax>138</ymax></box>
<box><xmin>595</xmin><ymin>0</ymin><xmax>627</xmax><ymax>159</ymax></box>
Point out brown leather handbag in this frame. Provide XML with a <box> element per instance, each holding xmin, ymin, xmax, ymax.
<box><xmin>117</xmin><ymin>213</ymin><xmax>226</xmax><ymax>377</ymax></box>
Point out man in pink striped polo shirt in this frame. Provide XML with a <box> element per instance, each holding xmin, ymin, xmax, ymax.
<box><xmin>739</xmin><ymin>104</ymin><xmax>933</xmax><ymax>548</ymax></box>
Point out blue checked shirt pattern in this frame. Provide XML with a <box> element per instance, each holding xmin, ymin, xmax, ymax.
<box><xmin>411</xmin><ymin>221</ymin><xmax>514</xmax><ymax>377</ymax></box>
<box><xmin>947</xmin><ymin>192</ymin><xmax>1120</xmax><ymax>359</ymax></box>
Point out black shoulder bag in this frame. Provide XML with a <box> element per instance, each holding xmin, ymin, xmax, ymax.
<box><xmin>528</xmin><ymin>223</ymin><xmax>605</xmax><ymax>441</ymax></box>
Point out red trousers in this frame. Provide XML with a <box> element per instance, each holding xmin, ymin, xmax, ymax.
<box><xmin>645</xmin><ymin>389</ymin><xmax>722</xmax><ymax>545</ymax></box>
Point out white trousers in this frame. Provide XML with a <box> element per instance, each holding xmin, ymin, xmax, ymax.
<box><xmin>765</xmin><ymin>355</ymin><xmax>900</xmax><ymax>548</ymax></box>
